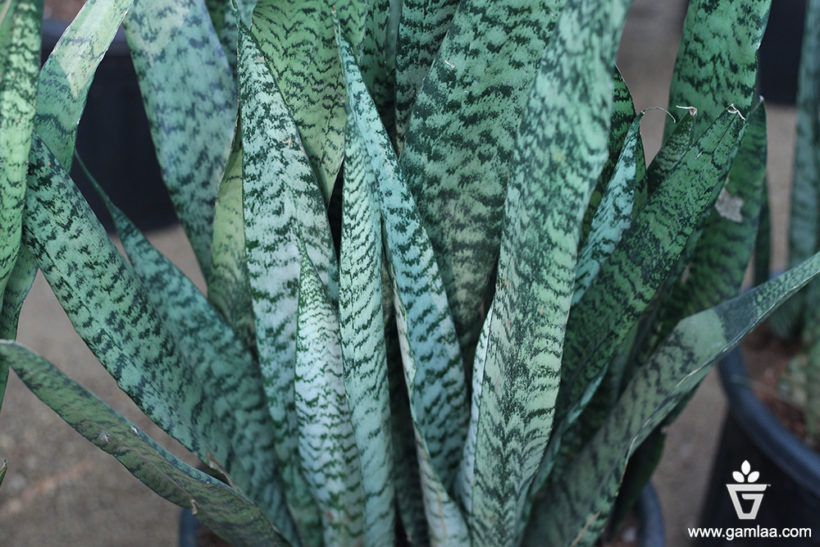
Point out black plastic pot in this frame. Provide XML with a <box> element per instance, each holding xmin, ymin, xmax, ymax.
<box><xmin>178</xmin><ymin>482</ymin><xmax>665</xmax><ymax>546</ymax></box>
<box><xmin>41</xmin><ymin>19</ymin><xmax>177</xmax><ymax>231</ymax></box>
<box><xmin>698</xmin><ymin>348</ymin><xmax>820</xmax><ymax>545</ymax></box>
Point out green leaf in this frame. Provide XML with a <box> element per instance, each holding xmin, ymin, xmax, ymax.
<box><xmin>250</xmin><ymin>0</ymin><xmax>350</xmax><ymax>203</ymax></box>
<box><xmin>465</xmin><ymin>1</ymin><xmax>631</xmax><ymax>543</ymax></box>
<box><xmin>358</xmin><ymin>0</ymin><xmax>401</xmax><ymax>133</ymax></box>
<box><xmin>208</xmin><ymin>130</ymin><xmax>255</xmax><ymax>349</ymax></box>
<box><xmin>0</xmin><ymin>458</ymin><xmax>5</xmax><ymax>487</ymax></box>
<box><xmin>779</xmin><ymin>0</ymin><xmax>820</xmax><ymax>334</ymax></box>
<box><xmin>239</xmin><ymin>25</ymin><xmax>337</xmax><ymax>543</ymax></box>
<box><xmin>123</xmin><ymin>0</ymin><xmax>237</xmax><ymax>278</ymax></box>
<box><xmin>23</xmin><ymin>135</ymin><xmax>247</xmax><ymax>499</ymax></box>
<box><xmin>84</xmin><ymin>163</ymin><xmax>298</xmax><ymax>543</ymax></box>
<box><xmin>339</xmin><ymin>118</ymin><xmax>397</xmax><ymax>545</ymax></box>
<box><xmin>646</xmin><ymin>108</ymin><xmax>695</xmax><ymax>196</ymax></box>
<box><xmin>295</xmin><ymin>247</ymin><xmax>366</xmax><ymax>545</ymax></box>
<box><xmin>534</xmin><ymin>107</ymin><xmax>747</xmax><ymax>498</ymax></box>
<box><xmin>753</xmin><ymin>179</ymin><xmax>771</xmax><ymax>286</ymax></box>
<box><xmin>336</xmin><ymin>18</ymin><xmax>469</xmax><ymax>493</ymax></box>
<box><xmin>574</xmin><ymin>115</ymin><xmax>644</xmax><ymax>304</ymax></box>
<box><xmin>204</xmin><ymin>0</ymin><xmax>256</xmax><ymax>76</ymax></box>
<box><xmin>336</xmin><ymin>21</ymin><xmax>470</xmax><ymax>544</ymax></box>
<box><xmin>0</xmin><ymin>247</ymin><xmax>35</xmax><ymax>339</ymax></box>
<box><xmin>1</xmin><ymin>342</ymin><xmax>287</xmax><ymax>547</ymax></box>
<box><xmin>398</xmin><ymin>0</ymin><xmax>567</xmax><ymax>361</ymax></box>
<box><xmin>581</xmin><ymin>67</ymin><xmax>640</xmax><ymax>242</ymax></box>
<box><xmin>394</xmin><ymin>0</ymin><xmax>460</xmax><ymax>143</ymax></box>
<box><xmin>525</xmin><ymin>251</ymin><xmax>820</xmax><ymax>547</ymax></box>
<box><xmin>0</xmin><ymin>0</ymin><xmax>42</xmax><ymax>312</ymax></box>
<box><xmin>666</xmin><ymin>0</ymin><xmax>770</xmax><ymax>138</ymax></box>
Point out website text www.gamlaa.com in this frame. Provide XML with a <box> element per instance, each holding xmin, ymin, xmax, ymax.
<box><xmin>688</xmin><ymin>525</ymin><xmax>813</xmax><ymax>542</ymax></box>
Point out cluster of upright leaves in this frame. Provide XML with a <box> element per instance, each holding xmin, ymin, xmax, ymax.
<box><xmin>3</xmin><ymin>0</ymin><xmax>820</xmax><ymax>546</ymax></box>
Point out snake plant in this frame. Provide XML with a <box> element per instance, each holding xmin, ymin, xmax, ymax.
<box><xmin>1</xmin><ymin>0</ymin><xmax>819</xmax><ymax>545</ymax></box>
<box><xmin>768</xmin><ymin>0</ymin><xmax>820</xmax><ymax>446</ymax></box>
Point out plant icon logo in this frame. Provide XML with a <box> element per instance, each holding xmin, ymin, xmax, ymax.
<box><xmin>726</xmin><ymin>460</ymin><xmax>768</xmax><ymax>520</ymax></box>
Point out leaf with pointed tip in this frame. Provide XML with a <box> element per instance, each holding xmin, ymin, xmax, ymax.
<box><xmin>646</xmin><ymin>109</ymin><xmax>695</xmax><ymax>195</ymax></box>
<box><xmin>208</xmin><ymin>132</ymin><xmax>255</xmax><ymax>350</ymax></box>
<box><xmin>239</xmin><ymin>25</ymin><xmax>337</xmax><ymax>543</ymax></box>
<box><xmin>399</xmin><ymin>0</ymin><xmax>567</xmax><ymax>361</ymax></box>
<box><xmin>339</xmin><ymin>118</ymin><xmax>397</xmax><ymax>545</ymax></box>
<box><xmin>23</xmin><ymin>135</ymin><xmax>246</xmax><ymax>498</ymax></box>
<box><xmin>581</xmin><ymin>67</ymin><xmax>639</xmax><ymax>242</ymax></box>
<box><xmin>574</xmin><ymin>115</ymin><xmax>643</xmax><ymax>305</ymax></box>
<box><xmin>87</xmin><ymin>172</ymin><xmax>297</xmax><ymax>542</ymax></box>
<box><xmin>123</xmin><ymin>0</ymin><xmax>236</xmax><ymax>278</ymax></box>
<box><xmin>1</xmin><ymin>342</ymin><xmax>287</xmax><ymax>547</ymax></box>
<box><xmin>467</xmin><ymin>1</ymin><xmax>631</xmax><ymax>542</ymax></box>
<box><xmin>249</xmin><ymin>0</ymin><xmax>359</xmax><ymax>203</ymax></box>
<box><xmin>525</xmin><ymin>251</ymin><xmax>820</xmax><ymax>546</ymax></box>
<box><xmin>336</xmin><ymin>20</ymin><xmax>469</xmax><ymax>496</ymax></box>
<box><xmin>295</xmin><ymin>248</ymin><xmax>366</xmax><ymax>545</ymax></box>
<box><xmin>533</xmin><ymin>108</ymin><xmax>747</xmax><ymax>498</ymax></box>
<box><xmin>0</xmin><ymin>0</ymin><xmax>42</xmax><ymax>313</ymax></box>
<box><xmin>394</xmin><ymin>0</ymin><xmax>460</xmax><ymax>143</ymax></box>
<box><xmin>666</xmin><ymin>0</ymin><xmax>770</xmax><ymax>138</ymax></box>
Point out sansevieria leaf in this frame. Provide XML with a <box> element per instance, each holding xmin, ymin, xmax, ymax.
<box><xmin>467</xmin><ymin>0</ymin><xmax>631</xmax><ymax>543</ymax></box>
<box><xmin>339</xmin><ymin>118</ymin><xmax>396</xmax><ymax>545</ymax></box>
<box><xmin>666</xmin><ymin>0</ymin><xmax>770</xmax><ymax>138</ymax></box>
<box><xmin>336</xmin><ymin>19</ymin><xmax>470</xmax><ymax>544</ymax></box>
<box><xmin>399</xmin><ymin>0</ymin><xmax>567</xmax><ymax>362</ymax></box>
<box><xmin>124</xmin><ymin>0</ymin><xmax>237</xmax><ymax>278</ymax></box>
<box><xmin>86</xmin><ymin>171</ymin><xmax>297</xmax><ymax>543</ymax></box>
<box><xmin>23</xmin><ymin>135</ymin><xmax>248</xmax><ymax>502</ymax></box>
<box><xmin>525</xmin><ymin>251</ymin><xmax>820</xmax><ymax>547</ymax></box>
<box><xmin>295</xmin><ymin>247</ymin><xmax>365</xmax><ymax>545</ymax></box>
<box><xmin>1</xmin><ymin>342</ymin><xmax>286</xmax><ymax>547</ymax></box>
<box><xmin>239</xmin><ymin>24</ymin><xmax>337</xmax><ymax>544</ymax></box>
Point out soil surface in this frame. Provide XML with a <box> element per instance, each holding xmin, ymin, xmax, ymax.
<box><xmin>743</xmin><ymin>327</ymin><xmax>817</xmax><ymax>451</ymax></box>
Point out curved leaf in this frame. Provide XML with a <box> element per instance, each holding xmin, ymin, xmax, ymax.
<box><xmin>525</xmin><ymin>251</ymin><xmax>820</xmax><ymax>547</ymax></box>
<box><xmin>1</xmin><ymin>342</ymin><xmax>286</xmax><ymax>547</ymax></box>
<box><xmin>295</xmin><ymin>248</ymin><xmax>365</xmax><ymax>545</ymax></box>
<box><xmin>123</xmin><ymin>0</ymin><xmax>237</xmax><ymax>278</ymax></box>
<box><xmin>339</xmin><ymin>118</ymin><xmax>397</xmax><ymax>545</ymax></box>
<box><xmin>398</xmin><ymin>0</ymin><xmax>567</xmax><ymax>360</ymax></box>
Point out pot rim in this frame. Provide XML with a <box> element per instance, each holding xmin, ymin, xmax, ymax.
<box><xmin>718</xmin><ymin>347</ymin><xmax>820</xmax><ymax>493</ymax></box>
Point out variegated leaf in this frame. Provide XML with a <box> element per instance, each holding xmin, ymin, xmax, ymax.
<box><xmin>295</xmin><ymin>248</ymin><xmax>365</xmax><ymax>545</ymax></box>
<box><xmin>525</xmin><ymin>251</ymin><xmax>820</xmax><ymax>546</ymax></box>
<box><xmin>1</xmin><ymin>342</ymin><xmax>287</xmax><ymax>547</ymax></box>
<box><xmin>339</xmin><ymin>117</ymin><xmax>397</xmax><ymax>545</ymax></box>
<box><xmin>399</xmin><ymin>0</ymin><xmax>567</xmax><ymax>361</ymax></box>
<box><xmin>468</xmin><ymin>1</ymin><xmax>631</xmax><ymax>543</ymax></box>
<box><xmin>123</xmin><ymin>0</ymin><xmax>236</xmax><ymax>278</ymax></box>
<box><xmin>239</xmin><ymin>25</ymin><xmax>337</xmax><ymax>543</ymax></box>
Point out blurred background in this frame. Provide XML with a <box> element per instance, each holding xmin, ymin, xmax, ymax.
<box><xmin>0</xmin><ymin>0</ymin><xmax>806</xmax><ymax>544</ymax></box>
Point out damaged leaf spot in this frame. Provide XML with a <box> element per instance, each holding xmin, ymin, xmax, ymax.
<box><xmin>715</xmin><ymin>187</ymin><xmax>744</xmax><ymax>222</ymax></box>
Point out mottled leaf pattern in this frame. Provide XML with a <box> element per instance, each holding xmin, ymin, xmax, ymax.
<box><xmin>124</xmin><ymin>0</ymin><xmax>236</xmax><ymax>278</ymax></box>
<box><xmin>394</xmin><ymin>0</ymin><xmax>460</xmax><ymax>142</ymax></box>
<box><xmin>250</xmin><ymin>0</ymin><xmax>348</xmax><ymax>203</ymax></box>
<box><xmin>646</xmin><ymin>109</ymin><xmax>695</xmax><ymax>195</ymax></box>
<box><xmin>467</xmin><ymin>1</ymin><xmax>631</xmax><ymax>543</ymax></box>
<box><xmin>399</xmin><ymin>0</ymin><xmax>566</xmax><ymax>361</ymax></box>
<box><xmin>89</xmin><ymin>179</ymin><xmax>297</xmax><ymax>543</ymax></box>
<box><xmin>2</xmin><ymin>342</ymin><xmax>286</xmax><ymax>547</ymax></box>
<box><xmin>208</xmin><ymin>132</ymin><xmax>255</xmax><ymax>349</ymax></box>
<box><xmin>295</xmin><ymin>249</ymin><xmax>365</xmax><ymax>545</ymax></box>
<box><xmin>337</xmin><ymin>21</ymin><xmax>472</xmax><ymax>544</ymax></box>
<box><xmin>239</xmin><ymin>25</ymin><xmax>337</xmax><ymax>544</ymax></box>
<box><xmin>525</xmin><ymin>251</ymin><xmax>820</xmax><ymax>547</ymax></box>
<box><xmin>339</xmin><ymin>118</ymin><xmax>396</xmax><ymax>545</ymax></box>
<box><xmin>23</xmin><ymin>135</ymin><xmax>246</xmax><ymax>494</ymax></box>
<box><xmin>0</xmin><ymin>0</ymin><xmax>42</xmax><ymax>311</ymax></box>
<box><xmin>574</xmin><ymin>115</ymin><xmax>643</xmax><ymax>305</ymax></box>
<box><xmin>666</xmin><ymin>0</ymin><xmax>770</xmax><ymax>138</ymax></box>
